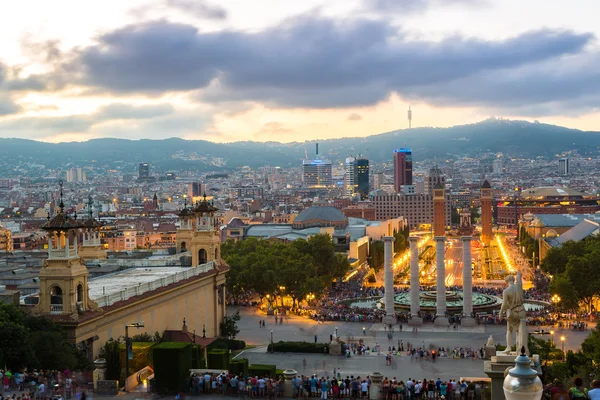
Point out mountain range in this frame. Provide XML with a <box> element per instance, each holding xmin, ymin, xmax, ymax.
<box><xmin>0</xmin><ymin>119</ymin><xmax>598</xmax><ymax>171</ymax></box>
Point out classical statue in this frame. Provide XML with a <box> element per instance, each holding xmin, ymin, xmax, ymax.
<box><xmin>486</xmin><ymin>335</ymin><xmax>495</xmax><ymax>347</ymax></box>
<box><xmin>499</xmin><ymin>271</ymin><xmax>529</xmax><ymax>355</ymax></box>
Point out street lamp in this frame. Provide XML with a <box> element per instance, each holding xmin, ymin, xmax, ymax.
<box><xmin>124</xmin><ymin>321</ymin><xmax>145</xmax><ymax>392</ymax></box>
<box><xmin>560</xmin><ymin>336</ymin><xmax>566</xmax><ymax>360</ymax></box>
<box><xmin>550</xmin><ymin>330</ymin><xmax>554</xmax><ymax>346</ymax></box>
<box><xmin>335</xmin><ymin>326</ymin><xmax>338</xmax><ymax>338</ymax></box>
<box><xmin>363</xmin><ymin>326</ymin><xmax>366</xmax><ymax>336</ymax></box>
<box><xmin>270</xmin><ymin>330</ymin><xmax>274</xmax><ymax>353</ymax></box>
<box><xmin>503</xmin><ymin>347</ymin><xmax>543</xmax><ymax>400</ymax></box>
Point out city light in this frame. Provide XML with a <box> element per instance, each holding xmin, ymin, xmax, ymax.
<box><xmin>393</xmin><ymin>235</ymin><xmax>429</xmax><ymax>271</ymax></box>
<box><xmin>496</xmin><ymin>235</ymin><xmax>515</xmax><ymax>272</ymax></box>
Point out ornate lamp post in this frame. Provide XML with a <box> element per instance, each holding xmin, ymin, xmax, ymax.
<box><xmin>560</xmin><ymin>336</ymin><xmax>566</xmax><ymax>360</ymax></box>
<box><xmin>503</xmin><ymin>347</ymin><xmax>543</xmax><ymax>400</ymax></box>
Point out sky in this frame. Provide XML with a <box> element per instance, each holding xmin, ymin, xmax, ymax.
<box><xmin>0</xmin><ymin>0</ymin><xmax>599</xmax><ymax>143</ymax></box>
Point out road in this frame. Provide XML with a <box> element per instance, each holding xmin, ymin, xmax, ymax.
<box><xmin>444</xmin><ymin>238</ymin><xmax>464</xmax><ymax>286</ymax></box>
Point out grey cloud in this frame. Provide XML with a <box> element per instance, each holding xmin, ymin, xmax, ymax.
<box><xmin>96</xmin><ymin>103</ymin><xmax>175</xmax><ymax>120</ymax></box>
<box><xmin>0</xmin><ymin>115</ymin><xmax>92</xmax><ymax>138</ymax></box>
<box><xmin>0</xmin><ymin>96</ymin><xmax>21</xmax><ymax>116</ymax></box>
<box><xmin>65</xmin><ymin>17</ymin><xmax>594</xmax><ymax>110</ymax></box>
<box><xmin>166</xmin><ymin>0</ymin><xmax>227</xmax><ymax>20</ymax></box>
<box><xmin>365</xmin><ymin>0</ymin><xmax>487</xmax><ymax>13</ymax></box>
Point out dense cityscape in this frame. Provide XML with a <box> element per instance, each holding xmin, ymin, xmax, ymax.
<box><xmin>2</xmin><ymin>1</ymin><xmax>600</xmax><ymax>400</ymax></box>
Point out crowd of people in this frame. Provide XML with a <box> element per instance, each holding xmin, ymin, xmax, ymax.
<box><xmin>187</xmin><ymin>371</ymin><xmax>487</xmax><ymax>400</ymax></box>
<box><xmin>0</xmin><ymin>368</ymin><xmax>88</xmax><ymax>400</ymax></box>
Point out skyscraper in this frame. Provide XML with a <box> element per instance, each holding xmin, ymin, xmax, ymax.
<box><xmin>302</xmin><ymin>159</ymin><xmax>332</xmax><ymax>187</ymax></box>
<box><xmin>558</xmin><ymin>158</ymin><xmax>569</xmax><ymax>175</ymax></box>
<box><xmin>393</xmin><ymin>148</ymin><xmax>413</xmax><ymax>193</ymax></box>
<box><xmin>138</xmin><ymin>163</ymin><xmax>150</xmax><ymax>181</ymax></box>
<box><xmin>345</xmin><ymin>156</ymin><xmax>370</xmax><ymax>199</ymax></box>
<box><xmin>188</xmin><ymin>182</ymin><xmax>207</xmax><ymax>199</ymax></box>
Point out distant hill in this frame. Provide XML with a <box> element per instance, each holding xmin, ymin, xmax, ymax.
<box><xmin>1</xmin><ymin>119</ymin><xmax>598</xmax><ymax>170</ymax></box>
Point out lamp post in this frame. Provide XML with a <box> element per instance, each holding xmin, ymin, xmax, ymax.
<box><xmin>550</xmin><ymin>330</ymin><xmax>554</xmax><ymax>346</ymax></box>
<box><xmin>124</xmin><ymin>321</ymin><xmax>145</xmax><ymax>392</ymax></box>
<box><xmin>363</xmin><ymin>326</ymin><xmax>366</xmax><ymax>336</ymax></box>
<box><xmin>560</xmin><ymin>336</ymin><xmax>566</xmax><ymax>360</ymax></box>
<box><xmin>270</xmin><ymin>330</ymin><xmax>274</xmax><ymax>353</ymax></box>
<box><xmin>202</xmin><ymin>324</ymin><xmax>206</xmax><ymax>338</ymax></box>
<box><xmin>503</xmin><ymin>346</ymin><xmax>543</xmax><ymax>400</ymax></box>
<box><xmin>335</xmin><ymin>326</ymin><xmax>338</xmax><ymax>338</ymax></box>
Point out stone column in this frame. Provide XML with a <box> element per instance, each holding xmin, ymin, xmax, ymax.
<box><xmin>408</xmin><ymin>236</ymin><xmax>422</xmax><ymax>326</ymax></box>
<box><xmin>382</xmin><ymin>236</ymin><xmax>396</xmax><ymax>325</ymax></box>
<box><xmin>369</xmin><ymin>372</ymin><xmax>383</xmax><ymax>400</ymax></box>
<box><xmin>434</xmin><ymin>236</ymin><xmax>448</xmax><ymax>326</ymax></box>
<box><xmin>461</xmin><ymin>236</ymin><xmax>476</xmax><ymax>326</ymax></box>
<box><xmin>283</xmin><ymin>369</ymin><xmax>297</xmax><ymax>398</ymax></box>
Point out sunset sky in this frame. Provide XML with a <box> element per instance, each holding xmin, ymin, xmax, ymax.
<box><xmin>0</xmin><ymin>0</ymin><xmax>599</xmax><ymax>143</ymax></box>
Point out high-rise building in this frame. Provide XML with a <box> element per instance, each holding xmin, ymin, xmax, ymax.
<box><xmin>372</xmin><ymin>193</ymin><xmax>451</xmax><ymax>229</ymax></box>
<box><xmin>374</xmin><ymin>173</ymin><xmax>385</xmax><ymax>190</ymax></box>
<box><xmin>558</xmin><ymin>158</ymin><xmax>569</xmax><ymax>175</ymax></box>
<box><xmin>492</xmin><ymin>159</ymin><xmax>504</xmax><ymax>174</ymax></box>
<box><xmin>393</xmin><ymin>148</ymin><xmax>412</xmax><ymax>192</ymax></box>
<box><xmin>433</xmin><ymin>183</ymin><xmax>446</xmax><ymax>237</ymax></box>
<box><xmin>65</xmin><ymin>167</ymin><xmax>86</xmax><ymax>183</ymax></box>
<box><xmin>344</xmin><ymin>156</ymin><xmax>370</xmax><ymax>199</ymax></box>
<box><xmin>188</xmin><ymin>182</ymin><xmax>207</xmax><ymax>199</ymax></box>
<box><xmin>138</xmin><ymin>163</ymin><xmax>150</xmax><ymax>181</ymax></box>
<box><xmin>302</xmin><ymin>159</ymin><xmax>332</xmax><ymax>187</ymax></box>
<box><xmin>425</xmin><ymin>166</ymin><xmax>445</xmax><ymax>195</ymax></box>
<box><xmin>480</xmin><ymin>180</ymin><xmax>493</xmax><ymax>246</ymax></box>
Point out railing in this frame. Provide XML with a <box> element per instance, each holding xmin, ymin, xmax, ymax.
<box><xmin>94</xmin><ymin>261</ymin><xmax>215</xmax><ymax>308</ymax></box>
<box><xmin>116</xmin><ymin>251</ymin><xmax>191</xmax><ymax>267</ymax></box>
<box><xmin>50</xmin><ymin>304</ymin><xmax>63</xmax><ymax>314</ymax></box>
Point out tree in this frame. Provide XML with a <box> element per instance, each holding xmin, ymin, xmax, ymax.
<box><xmin>368</xmin><ymin>240</ymin><xmax>385</xmax><ymax>271</ymax></box>
<box><xmin>100</xmin><ymin>338</ymin><xmax>122</xmax><ymax>381</ymax></box>
<box><xmin>220</xmin><ymin>311</ymin><xmax>241</xmax><ymax>340</ymax></box>
<box><xmin>548</xmin><ymin>275</ymin><xmax>578</xmax><ymax>311</ymax></box>
<box><xmin>565</xmin><ymin>252</ymin><xmax>600</xmax><ymax>311</ymax></box>
<box><xmin>541</xmin><ymin>247</ymin><xmax>569</xmax><ymax>276</ymax></box>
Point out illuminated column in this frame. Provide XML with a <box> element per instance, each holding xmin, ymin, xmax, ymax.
<box><xmin>383</xmin><ymin>236</ymin><xmax>396</xmax><ymax>325</ymax></box>
<box><xmin>408</xmin><ymin>236</ymin><xmax>422</xmax><ymax>326</ymax></box>
<box><xmin>481</xmin><ymin>180</ymin><xmax>493</xmax><ymax>247</ymax></box>
<box><xmin>434</xmin><ymin>236</ymin><xmax>448</xmax><ymax>326</ymax></box>
<box><xmin>461</xmin><ymin>236</ymin><xmax>476</xmax><ymax>326</ymax></box>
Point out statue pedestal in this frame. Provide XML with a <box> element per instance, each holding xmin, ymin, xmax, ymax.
<box><xmin>434</xmin><ymin>316</ymin><xmax>449</xmax><ymax>326</ymax></box>
<box><xmin>407</xmin><ymin>317</ymin><xmax>423</xmax><ymax>326</ymax></box>
<box><xmin>283</xmin><ymin>370</ymin><xmax>297</xmax><ymax>398</ymax></box>
<box><xmin>329</xmin><ymin>343</ymin><xmax>342</xmax><ymax>356</ymax></box>
<box><xmin>369</xmin><ymin>373</ymin><xmax>383</xmax><ymax>400</ymax></box>
<box><xmin>460</xmin><ymin>316</ymin><xmax>477</xmax><ymax>327</ymax></box>
<box><xmin>484</xmin><ymin>353</ymin><xmax>542</xmax><ymax>400</ymax></box>
<box><xmin>382</xmin><ymin>315</ymin><xmax>396</xmax><ymax>326</ymax></box>
<box><xmin>484</xmin><ymin>346</ymin><xmax>497</xmax><ymax>359</ymax></box>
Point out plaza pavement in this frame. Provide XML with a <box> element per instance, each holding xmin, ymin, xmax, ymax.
<box><xmin>232</xmin><ymin>305</ymin><xmax>594</xmax><ymax>380</ymax></box>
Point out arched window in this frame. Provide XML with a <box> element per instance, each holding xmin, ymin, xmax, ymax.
<box><xmin>214</xmin><ymin>247</ymin><xmax>219</xmax><ymax>260</ymax></box>
<box><xmin>49</xmin><ymin>285</ymin><xmax>63</xmax><ymax>314</ymax></box>
<box><xmin>198</xmin><ymin>248</ymin><xmax>207</xmax><ymax>265</ymax></box>
<box><xmin>76</xmin><ymin>283</ymin><xmax>84</xmax><ymax>303</ymax></box>
<box><xmin>180</xmin><ymin>241</ymin><xmax>187</xmax><ymax>252</ymax></box>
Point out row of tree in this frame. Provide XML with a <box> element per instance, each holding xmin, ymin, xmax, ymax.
<box><xmin>367</xmin><ymin>228</ymin><xmax>409</xmax><ymax>272</ymax></box>
<box><xmin>222</xmin><ymin>234</ymin><xmax>350</xmax><ymax>307</ymax></box>
<box><xmin>541</xmin><ymin>237</ymin><xmax>600</xmax><ymax>311</ymax></box>
<box><xmin>0</xmin><ymin>304</ymin><xmax>89</xmax><ymax>371</ymax></box>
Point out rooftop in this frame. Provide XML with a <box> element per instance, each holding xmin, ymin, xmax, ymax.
<box><xmin>530</xmin><ymin>213</ymin><xmax>600</xmax><ymax>228</ymax></box>
<box><xmin>294</xmin><ymin>206</ymin><xmax>346</xmax><ymax>223</ymax></box>
<box><xmin>521</xmin><ymin>186</ymin><xmax>586</xmax><ymax>198</ymax></box>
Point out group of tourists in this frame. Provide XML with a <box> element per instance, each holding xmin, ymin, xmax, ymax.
<box><xmin>187</xmin><ymin>371</ymin><xmax>486</xmax><ymax>400</ymax></box>
<box><xmin>0</xmin><ymin>368</ymin><xmax>86</xmax><ymax>400</ymax></box>
<box><xmin>543</xmin><ymin>377</ymin><xmax>600</xmax><ymax>399</ymax></box>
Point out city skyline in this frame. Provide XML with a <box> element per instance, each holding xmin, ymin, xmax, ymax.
<box><xmin>1</xmin><ymin>0</ymin><xmax>599</xmax><ymax>143</ymax></box>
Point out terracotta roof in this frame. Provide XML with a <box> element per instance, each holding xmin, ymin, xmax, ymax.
<box><xmin>163</xmin><ymin>330</ymin><xmax>217</xmax><ymax>347</ymax></box>
<box><xmin>194</xmin><ymin>199</ymin><xmax>218</xmax><ymax>214</ymax></box>
<box><xmin>41</xmin><ymin>213</ymin><xmax>85</xmax><ymax>231</ymax></box>
<box><xmin>178</xmin><ymin>207</ymin><xmax>195</xmax><ymax>218</ymax></box>
<box><xmin>82</xmin><ymin>217</ymin><xmax>103</xmax><ymax>229</ymax></box>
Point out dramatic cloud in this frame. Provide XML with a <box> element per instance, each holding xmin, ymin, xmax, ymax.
<box><xmin>0</xmin><ymin>96</ymin><xmax>21</xmax><ymax>116</ymax></box>
<box><xmin>166</xmin><ymin>0</ymin><xmax>227</xmax><ymax>20</ymax></box>
<box><xmin>65</xmin><ymin>17</ymin><xmax>594</xmax><ymax>110</ymax></box>
<box><xmin>96</xmin><ymin>103</ymin><xmax>175</xmax><ymax>120</ymax></box>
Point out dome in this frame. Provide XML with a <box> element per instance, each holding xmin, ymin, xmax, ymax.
<box><xmin>295</xmin><ymin>206</ymin><xmax>346</xmax><ymax>223</ymax></box>
<box><xmin>546</xmin><ymin>229</ymin><xmax>558</xmax><ymax>239</ymax></box>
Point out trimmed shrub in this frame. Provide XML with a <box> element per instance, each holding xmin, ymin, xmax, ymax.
<box><xmin>267</xmin><ymin>341</ymin><xmax>330</xmax><ymax>353</ymax></box>
<box><xmin>119</xmin><ymin>342</ymin><xmax>156</xmax><ymax>377</ymax></box>
<box><xmin>248</xmin><ymin>364</ymin><xmax>276</xmax><ymax>378</ymax></box>
<box><xmin>208</xmin><ymin>338</ymin><xmax>246</xmax><ymax>350</ymax></box>
<box><xmin>207</xmin><ymin>348</ymin><xmax>230</xmax><ymax>370</ymax></box>
<box><xmin>191</xmin><ymin>345</ymin><xmax>204</xmax><ymax>369</ymax></box>
<box><xmin>230</xmin><ymin>358</ymin><xmax>249</xmax><ymax>376</ymax></box>
<box><xmin>152</xmin><ymin>342</ymin><xmax>192</xmax><ymax>394</ymax></box>
<box><xmin>275</xmin><ymin>369</ymin><xmax>285</xmax><ymax>377</ymax></box>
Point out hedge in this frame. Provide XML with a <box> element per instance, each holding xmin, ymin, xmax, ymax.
<box><xmin>191</xmin><ymin>345</ymin><xmax>204</xmax><ymax>369</ymax></box>
<box><xmin>152</xmin><ymin>342</ymin><xmax>192</xmax><ymax>394</ymax></box>
<box><xmin>267</xmin><ymin>341</ymin><xmax>330</xmax><ymax>353</ymax></box>
<box><xmin>207</xmin><ymin>348</ymin><xmax>230</xmax><ymax>370</ymax></box>
<box><xmin>230</xmin><ymin>358</ymin><xmax>249</xmax><ymax>376</ymax></box>
<box><xmin>248</xmin><ymin>364</ymin><xmax>276</xmax><ymax>378</ymax></box>
<box><xmin>119</xmin><ymin>342</ymin><xmax>157</xmax><ymax>380</ymax></box>
<box><xmin>209</xmin><ymin>338</ymin><xmax>246</xmax><ymax>350</ymax></box>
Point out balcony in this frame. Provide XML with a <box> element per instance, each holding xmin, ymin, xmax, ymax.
<box><xmin>50</xmin><ymin>304</ymin><xmax>63</xmax><ymax>314</ymax></box>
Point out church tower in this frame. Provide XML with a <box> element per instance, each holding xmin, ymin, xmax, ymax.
<box><xmin>35</xmin><ymin>182</ymin><xmax>97</xmax><ymax>316</ymax></box>
<box><xmin>79</xmin><ymin>194</ymin><xmax>107</xmax><ymax>261</ymax></box>
<box><xmin>176</xmin><ymin>194</ymin><xmax>221</xmax><ymax>266</ymax></box>
<box><xmin>481</xmin><ymin>180</ymin><xmax>493</xmax><ymax>247</ymax></box>
<box><xmin>433</xmin><ymin>183</ymin><xmax>446</xmax><ymax>237</ymax></box>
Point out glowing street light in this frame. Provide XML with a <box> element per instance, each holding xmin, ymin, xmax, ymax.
<box><xmin>560</xmin><ymin>336</ymin><xmax>566</xmax><ymax>360</ymax></box>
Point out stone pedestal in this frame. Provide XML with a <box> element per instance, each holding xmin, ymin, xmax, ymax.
<box><xmin>383</xmin><ymin>236</ymin><xmax>395</xmax><ymax>322</ymax></box>
<box><xmin>408</xmin><ymin>236</ymin><xmax>421</xmax><ymax>325</ymax></box>
<box><xmin>484</xmin><ymin>353</ymin><xmax>541</xmax><ymax>400</ymax></box>
<box><xmin>283</xmin><ymin>369</ymin><xmax>297</xmax><ymax>398</ymax></box>
<box><xmin>434</xmin><ymin>237</ymin><xmax>448</xmax><ymax>325</ymax></box>
<box><xmin>485</xmin><ymin>346</ymin><xmax>497</xmax><ymax>359</ymax></box>
<box><xmin>462</xmin><ymin>236</ymin><xmax>474</xmax><ymax>326</ymax></box>
<box><xmin>461</xmin><ymin>316</ymin><xmax>477</xmax><ymax>327</ymax></box>
<box><xmin>329</xmin><ymin>342</ymin><xmax>342</xmax><ymax>356</ymax></box>
<box><xmin>369</xmin><ymin>372</ymin><xmax>383</xmax><ymax>400</ymax></box>
<box><xmin>93</xmin><ymin>358</ymin><xmax>107</xmax><ymax>389</ymax></box>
